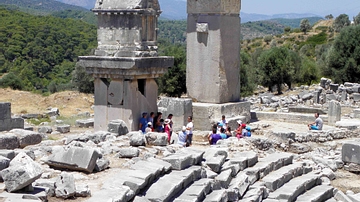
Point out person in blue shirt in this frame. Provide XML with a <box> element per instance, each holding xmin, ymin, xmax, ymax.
<box><xmin>139</xmin><ymin>112</ymin><xmax>148</xmax><ymax>133</ymax></box>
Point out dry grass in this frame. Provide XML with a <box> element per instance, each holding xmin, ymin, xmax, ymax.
<box><xmin>0</xmin><ymin>88</ymin><xmax>94</xmax><ymax>117</ymax></box>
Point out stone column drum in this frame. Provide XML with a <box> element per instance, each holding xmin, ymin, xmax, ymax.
<box><xmin>186</xmin><ymin>0</ymin><xmax>241</xmax><ymax>104</ymax></box>
<box><xmin>78</xmin><ymin>0</ymin><xmax>174</xmax><ymax>131</ymax></box>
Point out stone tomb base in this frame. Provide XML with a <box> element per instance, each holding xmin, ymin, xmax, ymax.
<box><xmin>192</xmin><ymin>102</ymin><xmax>251</xmax><ymax>131</ymax></box>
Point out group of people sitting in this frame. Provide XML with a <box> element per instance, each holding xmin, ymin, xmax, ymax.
<box><xmin>208</xmin><ymin>115</ymin><xmax>251</xmax><ymax>145</ymax></box>
<box><xmin>139</xmin><ymin>112</ymin><xmax>194</xmax><ymax>146</ymax></box>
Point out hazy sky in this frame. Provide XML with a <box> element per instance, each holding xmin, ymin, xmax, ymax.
<box><xmin>242</xmin><ymin>0</ymin><xmax>360</xmax><ymax>17</ymax></box>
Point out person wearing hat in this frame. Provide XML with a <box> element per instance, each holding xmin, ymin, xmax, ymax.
<box><xmin>177</xmin><ymin>126</ymin><xmax>188</xmax><ymax>147</ymax></box>
<box><xmin>235</xmin><ymin>120</ymin><xmax>244</xmax><ymax>139</ymax></box>
<box><xmin>139</xmin><ymin>112</ymin><xmax>148</xmax><ymax>134</ymax></box>
<box><xmin>164</xmin><ymin>119</ymin><xmax>172</xmax><ymax>144</ymax></box>
<box><xmin>145</xmin><ymin>122</ymin><xmax>153</xmax><ymax>133</ymax></box>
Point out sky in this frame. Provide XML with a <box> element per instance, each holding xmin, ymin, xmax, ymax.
<box><xmin>241</xmin><ymin>0</ymin><xmax>360</xmax><ymax>17</ymax></box>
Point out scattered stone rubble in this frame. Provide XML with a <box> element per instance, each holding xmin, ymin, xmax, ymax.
<box><xmin>0</xmin><ymin>118</ymin><xmax>357</xmax><ymax>201</ymax></box>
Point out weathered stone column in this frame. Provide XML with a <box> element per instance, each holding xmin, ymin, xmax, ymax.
<box><xmin>186</xmin><ymin>0</ymin><xmax>241</xmax><ymax>104</ymax></box>
<box><xmin>328</xmin><ymin>100</ymin><xmax>341</xmax><ymax>126</ymax></box>
<box><xmin>78</xmin><ymin>0</ymin><xmax>174</xmax><ymax>131</ymax></box>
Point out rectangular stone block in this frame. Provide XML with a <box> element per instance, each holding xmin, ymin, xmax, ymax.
<box><xmin>227</xmin><ymin>172</ymin><xmax>249</xmax><ymax>201</ymax></box>
<box><xmin>203</xmin><ymin>189</ymin><xmax>228</xmax><ymax>202</ymax></box>
<box><xmin>157</xmin><ymin>97</ymin><xmax>192</xmax><ymax>131</ymax></box>
<box><xmin>192</xmin><ymin>102</ymin><xmax>251</xmax><ymax>131</ymax></box>
<box><xmin>46</xmin><ymin>147</ymin><xmax>99</xmax><ymax>173</ymax></box>
<box><xmin>0</xmin><ymin>103</ymin><xmax>11</xmax><ymax>120</ymax></box>
<box><xmin>11</xmin><ymin>117</ymin><xmax>24</xmax><ymax>129</ymax></box>
<box><xmin>0</xmin><ymin>119</ymin><xmax>11</xmax><ymax>132</ymax></box>
<box><xmin>296</xmin><ymin>185</ymin><xmax>333</xmax><ymax>202</ymax></box>
<box><xmin>175</xmin><ymin>178</ymin><xmax>213</xmax><ymax>202</ymax></box>
<box><xmin>342</xmin><ymin>140</ymin><xmax>360</xmax><ymax>165</ymax></box>
<box><xmin>162</xmin><ymin>153</ymin><xmax>193</xmax><ymax>170</ymax></box>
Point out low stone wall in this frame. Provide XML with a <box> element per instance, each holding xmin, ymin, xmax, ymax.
<box><xmin>252</xmin><ymin>111</ymin><xmax>328</xmax><ymax>124</ymax></box>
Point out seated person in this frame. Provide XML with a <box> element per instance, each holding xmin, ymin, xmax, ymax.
<box><xmin>219</xmin><ymin>127</ymin><xmax>227</xmax><ymax>139</ymax></box>
<box><xmin>145</xmin><ymin>122</ymin><xmax>152</xmax><ymax>133</ymax></box>
<box><xmin>308</xmin><ymin>113</ymin><xmax>323</xmax><ymax>130</ymax></box>
<box><xmin>225</xmin><ymin>126</ymin><xmax>232</xmax><ymax>138</ymax></box>
<box><xmin>208</xmin><ymin>127</ymin><xmax>222</xmax><ymax>145</ymax></box>
<box><xmin>178</xmin><ymin>126</ymin><xmax>188</xmax><ymax>147</ymax></box>
<box><xmin>235</xmin><ymin>120</ymin><xmax>244</xmax><ymax>139</ymax></box>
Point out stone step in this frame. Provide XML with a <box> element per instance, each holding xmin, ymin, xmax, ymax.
<box><xmin>267</xmin><ymin>171</ymin><xmax>321</xmax><ymax>201</ymax></box>
<box><xmin>227</xmin><ymin>172</ymin><xmax>250</xmax><ymax>201</ymax></box>
<box><xmin>222</xmin><ymin>151</ymin><xmax>258</xmax><ymax>176</ymax></box>
<box><xmin>214</xmin><ymin>169</ymin><xmax>233</xmax><ymax>189</ymax></box>
<box><xmin>144</xmin><ymin>166</ymin><xmax>202</xmax><ymax>202</ymax></box>
<box><xmin>296</xmin><ymin>184</ymin><xmax>334</xmax><ymax>202</ymax></box>
<box><xmin>130</xmin><ymin>158</ymin><xmax>172</xmax><ymax>179</ymax></box>
<box><xmin>203</xmin><ymin>190</ymin><xmax>228</xmax><ymax>202</ymax></box>
<box><xmin>174</xmin><ymin>178</ymin><xmax>213</xmax><ymax>202</ymax></box>
<box><xmin>240</xmin><ymin>185</ymin><xmax>267</xmax><ymax>202</ymax></box>
<box><xmin>259</xmin><ymin>162</ymin><xmax>309</xmax><ymax>192</ymax></box>
<box><xmin>244</xmin><ymin>152</ymin><xmax>294</xmax><ymax>184</ymax></box>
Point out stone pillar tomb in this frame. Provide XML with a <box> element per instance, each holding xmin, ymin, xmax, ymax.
<box><xmin>78</xmin><ymin>0</ymin><xmax>174</xmax><ymax>131</ymax></box>
<box><xmin>186</xmin><ymin>0</ymin><xmax>250</xmax><ymax>130</ymax></box>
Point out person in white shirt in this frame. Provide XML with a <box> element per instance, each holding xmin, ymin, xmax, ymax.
<box><xmin>220</xmin><ymin>115</ymin><xmax>228</xmax><ymax>129</ymax></box>
<box><xmin>186</xmin><ymin>116</ymin><xmax>194</xmax><ymax>146</ymax></box>
<box><xmin>308</xmin><ymin>113</ymin><xmax>323</xmax><ymax>130</ymax></box>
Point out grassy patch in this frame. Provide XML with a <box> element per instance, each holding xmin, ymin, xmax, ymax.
<box><xmin>56</xmin><ymin>115</ymin><xmax>79</xmax><ymax>126</ymax></box>
<box><xmin>27</xmin><ymin>117</ymin><xmax>51</xmax><ymax>125</ymax></box>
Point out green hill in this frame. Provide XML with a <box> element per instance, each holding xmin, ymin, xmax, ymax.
<box><xmin>0</xmin><ymin>7</ymin><xmax>97</xmax><ymax>92</ymax></box>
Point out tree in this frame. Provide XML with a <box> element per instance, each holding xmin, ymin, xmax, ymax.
<box><xmin>263</xmin><ymin>35</ymin><xmax>272</xmax><ymax>45</ymax></box>
<box><xmin>325</xmin><ymin>14</ymin><xmax>334</xmax><ymax>20</ymax></box>
<box><xmin>157</xmin><ymin>41</ymin><xmax>186</xmax><ymax>97</ymax></box>
<box><xmin>240</xmin><ymin>51</ymin><xmax>256</xmax><ymax>97</ymax></box>
<box><xmin>257</xmin><ymin>47</ymin><xmax>299</xmax><ymax>94</ymax></box>
<box><xmin>0</xmin><ymin>72</ymin><xmax>24</xmax><ymax>90</ymax></box>
<box><xmin>333</xmin><ymin>14</ymin><xmax>350</xmax><ymax>32</ymax></box>
<box><xmin>300</xmin><ymin>19</ymin><xmax>311</xmax><ymax>35</ymax></box>
<box><xmin>284</xmin><ymin>27</ymin><xmax>291</xmax><ymax>33</ymax></box>
<box><xmin>354</xmin><ymin>12</ymin><xmax>360</xmax><ymax>25</ymax></box>
<box><xmin>71</xmin><ymin>64</ymin><xmax>94</xmax><ymax>93</ymax></box>
<box><xmin>324</xmin><ymin>25</ymin><xmax>360</xmax><ymax>83</ymax></box>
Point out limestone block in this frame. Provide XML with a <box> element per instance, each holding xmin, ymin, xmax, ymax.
<box><xmin>353</xmin><ymin>93</ymin><xmax>360</xmax><ymax>102</ymax></box>
<box><xmin>46</xmin><ymin>146</ymin><xmax>99</xmax><ymax>173</ymax></box>
<box><xmin>108</xmin><ymin>80</ymin><xmax>124</xmax><ymax>105</ymax></box>
<box><xmin>328</xmin><ymin>100</ymin><xmax>341</xmax><ymax>126</ymax></box>
<box><xmin>187</xmin><ymin>0</ymin><xmax>241</xmax><ymax>14</ymax></box>
<box><xmin>75</xmin><ymin>119</ymin><xmax>94</xmax><ymax>128</ymax></box>
<box><xmin>45</xmin><ymin>108</ymin><xmax>59</xmax><ymax>117</ymax></box>
<box><xmin>75</xmin><ymin>184</ymin><xmax>91</xmax><ymax>197</ymax></box>
<box><xmin>0</xmin><ymin>156</ymin><xmax>10</xmax><ymax>175</ymax></box>
<box><xmin>0</xmin><ymin>150</ymin><xmax>15</xmax><ymax>160</ymax></box>
<box><xmin>330</xmin><ymin>83</ymin><xmax>339</xmax><ymax>92</ymax></box>
<box><xmin>0</xmin><ymin>119</ymin><xmax>11</xmax><ymax>132</ymax></box>
<box><xmin>34</xmin><ymin>178</ymin><xmax>56</xmax><ymax>197</ymax></box>
<box><xmin>157</xmin><ymin>97</ymin><xmax>193</xmax><ymax>131</ymax></box>
<box><xmin>162</xmin><ymin>153</ymin><xmax>193</xmax><ymax>170</ymax></box>
<box><xmin>94</xmin><ymin>158</ymin><xmax>110</xmax><ymax>172</ymax></box>
<box><xmin>0</xmin><ymin>133</ymin><xmax>19</xmax><ymax>149</ymax></box>
<box><xmin>55</xmin><ymin>125</ymin><xmax>70</xmax><ymax>133</ymax></box>
<box><xmin>55</xmin><ymin>172</ymin><xmax>76</xmax><ymax>199</ymax></box>
<box><xmin>288</xmin><ymin>143</ymin><xmax>311</xmax><ymax>154</ymax></box>
<box><xmin>206</xmin><ymin>155</ymin><xmax>226</xmax><ymax>173</ymax></box>
<box><xmin>1</xmin><ymin>152</ymin><xmax>43</xmax><ymax>192</ymax></box>
<box><xmin>10</xmin><ymin>129</ymin><xmax>43</xmax><ymax>148</ymax></box>
<box><xmin>192</xmin><ymin>102</ymin><xmax>251</xmax><ymax>131</ymax></box>
<box><xmin>38</xmin><ymin>126</ymin><xmax>53</xmax><ymax>134</ymax></box>
<box><xmin>342</xmin><ymin>140</ymin><xmax>360</xmax><ymax>165</ymax></box>
<box><xmin>117</xmin><ymin>147</ymin><xmax>140</xmax><ymax>158</ymax></box>
<box><xmin>196</xmin><ymin>23</ymin><xmax>208</xmax><ymax>33</ymax></box>
<box><xmin>145</xmin><ymin>132</ymin><xmax>167</xmax><ymax>146</ymax></box>
<box><xmin>129</xmin><ymin>131</ymin><xmax>146</xmax><ymax>146</ymax></box>
<box><xmin>320</xmin><ymin>78</ymin><xmax>327</xmax><ymax>89</ymax></box>
<box><xmin>0</xmin><ymin>102</ymin><xmax>11</xmax><ymax>120</ymax></box>
<box><xmin>86</xmin><ymin>186</ymin><xmax>134</xmax><ymax>202</ymax></box>
<box><xmin>326</xmin><ymin>94</ymin><xmax>337</xmax><ymax>102</ymax></box>
<box><xmin>302</xmin><ymin>93</ymin><xmax>314</xmax><ymax>101</ymax></box>
<box><xmin>10</xmin><ymin>117</ymin><xmax>24</xmax><ymax>129</ymax></box>
<box><xmin>108</xmin><ymin>119</ymin><xmax>129</xmax><ymax>136</ymax></box>
<box><xmin>353</xmin><ymin>86</ymin><xmax>360</xmax><ymax>93</ymax></box>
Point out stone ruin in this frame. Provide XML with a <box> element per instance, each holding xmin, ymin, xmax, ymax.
<box><xmin>0</xmin><ymin>102</ymin><xmax>24</xmax><ymax>132</ymax></box>
<box><xmin>78</xmin><ymin>0</ymin><xmax>174</xmax><ymax>131</ymax></box>
<box><xmin>1</xmin><ymin>0</ymin><xmax>360</xmax><ymax>201</ymax></box>
<box><xmin>186</xmin><ymin>0</ymin><xmax>250</xmax><ymax>130</ymax></box>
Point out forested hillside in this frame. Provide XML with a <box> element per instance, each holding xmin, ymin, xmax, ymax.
<box><xmin>0</xmin><ymin>7</ymin><xmax>97</xmax><ymax>93</ymax></box>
